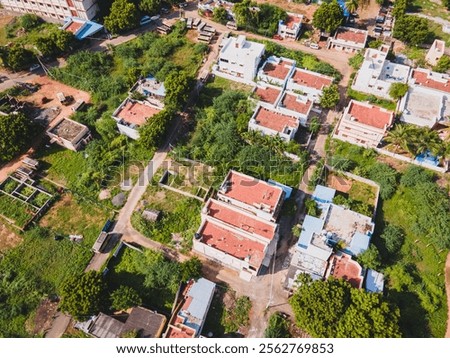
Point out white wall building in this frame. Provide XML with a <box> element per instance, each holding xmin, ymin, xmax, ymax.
<box><xmin>426</xmin><ymin>39</ymin><xmax>445</xmax><ymax>66</ymax></box>
<box><xmin>215</xmin><ymin>35</ymin><xmax>265</xmax><ymax>84</ymax></box>
<box><xmin>277</xmin><ymin>13</ymin><xmax>303</xmax><ymax>40</ymax></box>
<box><xmin>257</xmin><ymin>56</ymin><xmax>295</xmax><ymax>88</ymax></box>
<box><xmin>352</xmin><ymin>46</ymin><xmax>411</xmax><ymax>99</ymax></box>
<box><xmin>0</xmin><ymin>0</ymin><xmax>99</xmax><ymax>21</ymax></box>
<box><xmin>286</xmin><ymin>67</ymin><xmax>334</xmax><ymax>103</ymax></box>
<box><xmin>333</xmin><ymin>100</ymin><xmax>394</xmax><ymax>148</ymax></box>
<box><xmin>327</xmin><ymin>26</ymin><xmax>368</xmax><ymax>53</ymax></box>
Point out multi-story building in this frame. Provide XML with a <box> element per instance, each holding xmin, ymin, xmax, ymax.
<box><xmin>333</xmin><ymin>100</ymin><xmax>394</xmax><ymax>148</ymax></box>
<box><xmin>286</xmin><ymin>67</ymin><xmax>334</xmax><ymax>103</ymax></box>
<box><xmin>215</xmin><ymin>35</ymin><xmax>265</xmax><ymax>84</ymax></box>
<box><xmin>277</xmin><ymin>13</ymin><xmax>303</xmax><ymax>40</ymax></box>
<box><xmin>0</xmin><ymin>0</ymin><xmax>99</xmax><ymax>21</ymax></box>
<box><xmin>327</xmin><ymin>26</ymin><xmax>368</xmax><ymax>53</ymax></box>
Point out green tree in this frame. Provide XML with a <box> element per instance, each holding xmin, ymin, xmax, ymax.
<box><xmin>380</xmin><ymin>224</ymin><xmax>404</xmax><ymax>255</ymax></box>
<box><xmin>345</xmin><ymin>0</ymin><xmax>359</xmax><ymax>14</ymax></box>
<box><xmin>51</xmin><ymin>30</ymin><xmax>75</xmax><ymax>53</ymax></box>
<box><xmin>319</xmin><ymin>84</ymin><xmax>340</xmax><ymax>108</ymax></box>
<box><xmin>393</xmin><ymin>15</ymin><xmax>431</xmax><ymax>46</ymax></box>
<box><xmin>35</xmin><ymin>36</ymin><xmax>57</xmax><ymax>57</ymax></box>
<box><xmin>312</xmin><ymin>1</ymin><xmax>344</xmax><ymax>34</ymax></box>
<box><xmin>20</xmin><ymin>14</ymin><xmax>40</xmax><ymax>31</ymax></box>
<box><xmin>389</xmin><ymin>82</ymin><xmax>408</xmax><ymax>100</ymax></box>
<box><xmin>392</xmin><ymin>0</ymin><xmax>411</xmax><ymax>18</ymax></box>
<box><xmin>290</xmin><ymin>275</ymin><xmax>401</xmax><ymax>337</ymax></box>
<box><xmin>357</xmin><ymin>244</ymin><xmax>381</xmax><ymax>270</ymax></box>
<box><xmin>0</xmin><ymin>45</ymin><xmax>34</xmax><ymax>71</ymax></box>
<box><xmin>180</xmin><ymin>257</ymin><xmax>202</xmax><ymax>282</ymax></box>
<box><xmin>385</xmin><ymin>124</ymin><xmax>414</xmax><ymax>154</ymax></box>
<box><xmin>305</xmin><ymin>198</ymin><xmax>320</xmax><ymax>217</ymax></box>
<box><xmin>213</xmin><ymin>7</ymin><xmax>229</xmax><ymax>25</ymax></box>
<box><xmin>104</xmin><ymin>0</ymin><xmax>138</xmax><ymax>34</ymax></box>
<box><xmin>139</xmin><ymin>0</ymin><xmax>161</xmax><ymax>14</ymax></box>
<box><xmin>348</xmin><ymin>52</ymin><xmax>364</xmax><ymax>70</ymax></box>
<box><xmin>264</xmin><ymin>312</ymin><xmax>291</xmax><ymax>338</ymax></box>
<box><xmin>432</xmin><ymin>55</ymin><xmax>450</xmax><ymax>73</ymax></box>
<box><xmin>0</xmin><ymin>113</ymin><xmax>34</xmax><ymax>162</ymax></box>
<box><xmin>110</xmin><ymin>286</ymin><xmax>142</xmax><ymax>311</ymax></box>
<box><xmin>59</xmin><ymin>271</ymin><xmax>106</xmax><ymax>320</ymax></box>
<box><xmin>138</xmin><ymin>109</ymin><xmax>173</xmax><ymax>150</ymax></box>
<box><xmin>367</xmin><ymin>162</ymin><xmax>398</xmax><ymax>200</ymax></box>
<box><xmin>400</xmin><ymin>165</ymin><xmax>434</xmax><ymax>187</ymax></box>
<box><xmin>309</xmin><ymin>116</ymin><xmax>321</xmax><ymax>136</ymax></box>
<box><xmin>164</xmin><ymin>71</ymin><xmax>190</xmax><ymax>109</ymax></box>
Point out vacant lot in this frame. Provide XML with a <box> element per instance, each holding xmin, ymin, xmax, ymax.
<box><xmin>0</xmin><ymin>222</ymin><xmax>22</xmax><ymax>252</ymax></box>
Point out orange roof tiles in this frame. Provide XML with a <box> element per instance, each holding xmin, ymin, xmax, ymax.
<box><xmin>206</xmin><ymin>200</ymin><xmax>276</xmax><ymax>240</ymax></box>
<box><xmin>335</xmin><ymin>28</ymin><xmax>367</xmax><ymax>44</ymax></box>
<box><xmin>281</xmin><ymin>93</ymin><xmax>312</xmax><ymax>115</ymax></box>
<box><xmin>165</xmin><ymin>326</ymin><xmax>196</xmax><ymax>338</ymax></box>
<box><xmin>200</xmin><ymin>220</ymin><xmax>265</xmax><ymax>267</ymax></box>
<box><xmin>329</xmin><ymin>254</ymin><xmax>363</xmax><ymax>289</ymax></box>
<box><xmin>262</xmin><ymin>59</ymin><xmax>294</xmax><ymax>80</ymax></box>
<box><xmin>254</xmin><ymin>86</ymin><xmax>281</xmax><ymax>104</ymax></box>
<box><xmin>412</xmin><ymin>69</ymin><xmax>450</xmax><ymax>94</ymax></box>
<box><xmin>347</xmin><ymin>101</ymin><xmax>394</xmax><ymax>129</ymax></box>
<box><xmin>254</xmin><ymin>106</ymin><xmax>299</xmax><ymax>132</ymax></box>
<box><xmin>65</xmin><ymin>21</ymin><xmax>83</xmax><ymax>34</ymax></box>
<box><xmin>291</xmin><ymin>69</ymin><xmax>333</xmax><ymax>90</ymax></box>
<box><xmin>223</xmin><ymin>171</ymin><xmax>283</xmax><ymax>210</ymax></box>
<box><xmin>116</xmin><ymin>100</ymin><xmax>161</xmax><ymax>126</ymax></box>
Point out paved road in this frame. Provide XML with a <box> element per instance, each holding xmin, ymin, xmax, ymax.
<box><xmin>44</xmin><ymin>312</ymin><xmax>71</xmax><ymax>338</ymax></box>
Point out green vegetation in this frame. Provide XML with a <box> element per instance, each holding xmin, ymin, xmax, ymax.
<box><xmin>347</xmin><ymin>88</ymin><xmax>396</xmax><ymax>111</ymax></box>
<box><xmin>233</xmin><ymin>0</ymin><xmax>287</xmax><ymax>37</ymax></box>
<box><xmin>392</xmin><ymin>0</ymin><xmax>412</xmax><ymax>18</ymax></box>
<box><xmin>106</xmin><ymin>247</ymin><xmax>202</xmax><ymax>312</ymax></box>
<box><xmin>389</xmin><ymin>83</ymin><xmax>409</xmax><ymax>100</ymax></box>
<box><xmin>348</xmin><ymin>52</ymin><xmax>364</xmax><ymax>70</ymax></box>
<box><xmin>213</xmin><ymin>7</ymin><xmax>229</xmax><ymax>25</ymax></box>
<box><xmin>0</xmin><ymin>193</ymin><xmax>34</xmax><ymax>227</ymax></box>
<box><xmin>221</xmin><ymin>295</ymin><xmax>252</xmax><ymax>333</ymax></box>
<box><xmin>393</xmin><ymin>15</ymin><xmax>431</xmax><ymax>46</ymax></box>
<box><xmin>290</xmin><ymin>275</ymin><xmax>401</xmax><ymax>337</ymax></box>
<box><xmin>176</xmin><ymin>84</ymin><xmax>308</xmax><ymax>187</ymax></box>
<box><xmin>60</xmin><ymin>271</ymin><xmax>107</xmax><ymax>320</ymax></box>
<box><xmin>312</xmin><ymin>0</ymin><xmax>344</xmax><ymax>34</ymax></box>
<box><xmin>305</xmin><ymin>198</ymin><xmax>321</xmax><ymax>217</ymax></box>
<box><xmin>333</xmin><ymin>193</ymin><xmax>372</xmax><ymax>217</ymax></box>
<box><xmin>433</xmin><ymin>55</ymin><xmax>450</xmax><ymax>73</ymax></box>
<box><xmin>319</xmin><ymin>84</ymin><xmax>340</xmax><ymax>109</ymax></box>
<box><xmin>0</xmin><ymin>113</ymin><xmax>35</xmax><ymax>163</ymax></box>
<box><xmin>264</xmin><ymin>312</ymin><xmax>291</xmax><ymax>338</ymax></box>
<box><xmin>357</xmin><ymin>244</ymin><xmax>381</xmax><ymax>270</ymax></box>
<box><xmin>110</xmin><ymin>286</ymin><xmax>142</xmax><ymax>311</ymax></box>
<box><xmin>104</xmin><ymin>0</ymin><xmax>139</xmax><ymax>34</ymax></box>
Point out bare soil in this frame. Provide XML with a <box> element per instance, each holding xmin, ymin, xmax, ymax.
<box><xmin>326</xmin><ymin>173</ymin><xmax>352</xmax><ymax>193</ymax></box>
<box><xmin>0</xmin><ymin>223</ymin><xmax>22</xmax><ymax>252</ymax></box>
<box><xmin>28</xmin><ymin>299</ymin><xmax>59</xmax><ymax>336</ymax></box>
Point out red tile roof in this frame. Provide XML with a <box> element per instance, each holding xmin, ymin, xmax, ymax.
<box><xmin>329</xmin><ymin>254</ymin><xmax>363</xmax><ymax>289</ymax></box>
<box><xmin>116</xmin><ymin>100</ymin><xmax>161</xmax><ymax>126</ymax></box>
<box><xmin>291</xmin><ymin>69</ymin><xmax>333</xmax><ymax>90</ymax></box>
<box><xmin>65</xmin><ymin>21</ymin><xmax>83</xmax><ymax>34</ymax></box>
<box><xmin>199</xmin><ymin>220</ymin><xmax>265</xmax><ymax>267</ymax></box>
<box><xmin>262</xmin><ymin>59</ymin><xmax>294</xmax><ymax>80</ymax></box>
<box><xmin>254</xmin><ymin>86</ymin><xmax>281</xmax><ymax>105</ymax></box>
<box><xmin>335</xmin><ymin>27</ymin><xmax>367</xmax><ymax>44</ymax></box>
<box><xmin>254</xmin><ymin>106</ymin><xmax>299</xmax><ymax>133</ymax></box>
<box><xmin>206</xmin><ymin>199</ymin><xmax>276</xmax><ymax>240</ymax></box>
<box><xmin>412</xmin><ymin>69</ymin><xmax>450</xmax><ymax>94</ymax></box>
<box><xmin>285</xmin><ymin>15</ymin><xmax>301</xmax><ymax>29</ymax></box>
<box><xmin>281</xmin><ymin>93</ymin><xmax>312</xmax><ymax>115</ymax></box>
<box><xmin>347</xmin><ymin>101</ymin><xmax>394</xmax><ymax>129</ymax></box>
<box><xmin>165</xmin><ymin>326</ymin><xmax>196</xmax><ymax>338</ymax></box>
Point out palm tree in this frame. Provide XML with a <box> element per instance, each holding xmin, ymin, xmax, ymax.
<box><xmin>413</xmin><ymin>128</ymin><xmax>444</xmax><ymax>157</ymax></box>
<box><xmin>345</xmin><ymin>0</ymin><xmax>359</xmax><ymax>15</ymax></box>
<box><xmin>385</xmin><ymin>124</ymin><xmax>414</xmax><ymax>154</ymax></box>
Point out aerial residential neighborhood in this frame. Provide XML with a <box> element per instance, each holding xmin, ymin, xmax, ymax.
<box><xmin>0</xmin><ymin>0</ymin><xmax>449</xmax><ymax>341</ymax></box>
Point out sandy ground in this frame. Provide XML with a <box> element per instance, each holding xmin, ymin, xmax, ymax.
<box><xmin>0</xmin><ymin>76</ymin><xmax>91</xmax><ymax>183</ymax></box>
<box><xmin>254</xmin><ymin>0</ymin><xmax>318</xmax><ymax>20</ymax></box>
<box><xmin>0</xmin><ymin>223</ymin><xmax>22</xmax><ymax>252</ymax></box>
<box><xmin>446</xmin><ymin>252</ymin><xmax>450</xmax><ymax>338</ymax></box>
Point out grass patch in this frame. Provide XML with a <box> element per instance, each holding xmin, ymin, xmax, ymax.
<box><xmin>0</xmin><ymin>193</ymin><xmax>34</xmax><ymax>227</ymax></box>
<box><xmin>347</xmin><ymin>88</ymin><xmax>397</xmax><ymax>111</ymax></box>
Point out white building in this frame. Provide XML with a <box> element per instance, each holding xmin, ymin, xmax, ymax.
<box><xmin>193</xmin><ymin>198</ymin><xmax>279</xmax><ymax>281</ymax></box>
<box><xmin>217</xmin><ymin>170</ymin><xmax>285</xmax><ymax>222</ymax></box>
<box><xmin>286</xmin><ymin>67</ymin><xmax>334</xmax><ymax>103</ymax></box>
<box><xmin>425</xmin><ymin>39</ymin><xmax>445</xmax><ymax>66</ymax></box>
<box><xmin>0</xmin><ymin>0</ymin><xmax>99</xmax><ymax>21</ymax></box>
<box><xmin>277</xmin><ymin>13</ymin><xmax>303</xmax><ymax>40</ymax></box>
<box><xmin>327</xmin><ymin>26</ymin><xmax>368</xmax><ymax>53</ymax></box>
<box><xmin>249</xmin><ymin>104</ymin><xmax>301</xmax><ymax>141</ymax></box>
<box><xmin>333</xmin><ymin>100</ymin><xmax>394</xmax><ymax>148</ymax></box>
<box><xmin>352</xmin><ymin>46</ymin><xmax>411</xmax><ymax>100</ymax></box>
<box><xmin>215</xmin><ymin>35</ymin><xmax>265</xmax><ymax>84</ymax></box>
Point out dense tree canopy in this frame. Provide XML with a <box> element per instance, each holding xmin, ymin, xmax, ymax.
<box><xmin>433</xmin><ymin>55</ymin><xmax>450</xmax><ymax>73</ymax></box>
<box><xmin>393</xmin><ymin>15</ymin><xmax>431</xmax><ymax>46</ymax></box>
<box><xmin>139</xmin><ymin>0</ymin><xmax>161</xmax><ymax>14</ymax></box>
<box><xmin>0</xmin><ymin>45</ymin><xmax>34</xmax><ymax>71</ymax></box>
<box><xmin>312</xmin><ymin>1</ymin><xmax>344</xmax><ymax>34</ymax></box>
<box><xmin>319</xmin><ymin>84</ymin><xmax>340</xmax><ymax>108</ymax></box>
<box><xmin>0</xmin><ymin>113</ymin><xmax>34</xmax><ymax>163</ymax></box>
<box><xmin>110</xmin><ymin>286</ymin><xmax>142</xmax><ymax>311</ymax></box>
<box><xmin>213</xmin><ymin>7</ymin><xmax>229</xmax><ymax>25</ymax></box>
<box><xmin>264</xmin><ymin>313</ymin><xmax>291</xmax><ymax>338</ymax></box>
<box><xmin>104</xmin><ymin>0</ymin><xmax>138</xmax><ymax>34</ymax></box>
<box><xmin>290</xmin><ymin>275</ymin><xmax>401</xmax><ymax>337</ymax></box>
<box><xmin>60</xmin><ymin>271</ymin><xmax>107</xmax><ymax>320</ymax></box>
<box><xmin>389</xmin><ymin>82</ymin><xmax>408</xmax><ymax>100</ymax></box>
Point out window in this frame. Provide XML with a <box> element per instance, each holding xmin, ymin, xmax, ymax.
<box><xmin>220</xmin><ymin>58</ymin><xmax>228</xmax><ymax>63</ymax></box>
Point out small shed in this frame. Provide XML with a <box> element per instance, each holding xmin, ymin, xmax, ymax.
<box><xmin>142</xmin><ymin>209</ymin><xmax>161</xmax><ymax>222</ymax></box>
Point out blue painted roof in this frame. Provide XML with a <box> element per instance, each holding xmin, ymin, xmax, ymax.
<box><xmin>186</xmin><ymin>278</ymin><xmax>215</xmax><ymax>321</ymax></box>
<box><xmin>297</xmin><ymin>215</ymin><xmax>324</xmax><ymax>249</ymax></box>
<box><xmin>365</xmin><ymin>269</ymin><xmax>384</xmax><ymax>293</ymax></box>
<box><xmin>312</xmin><ymin>185</ymin><xmax>336</xmax><ymax>204</ymax></box>
<box><xmin>268</xmin><ymin>179</ymin><xmax>292</xmax><ymax>199</ymax></box>
<box><xmin>64</xmin><ymin>17</ymin><xmax>104</xmax><ymax>40</ymax></box>
<box><xmin>348</xmin><ymin>232</ymin><xmax>371</xmax><ymax>256</ymax></box>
